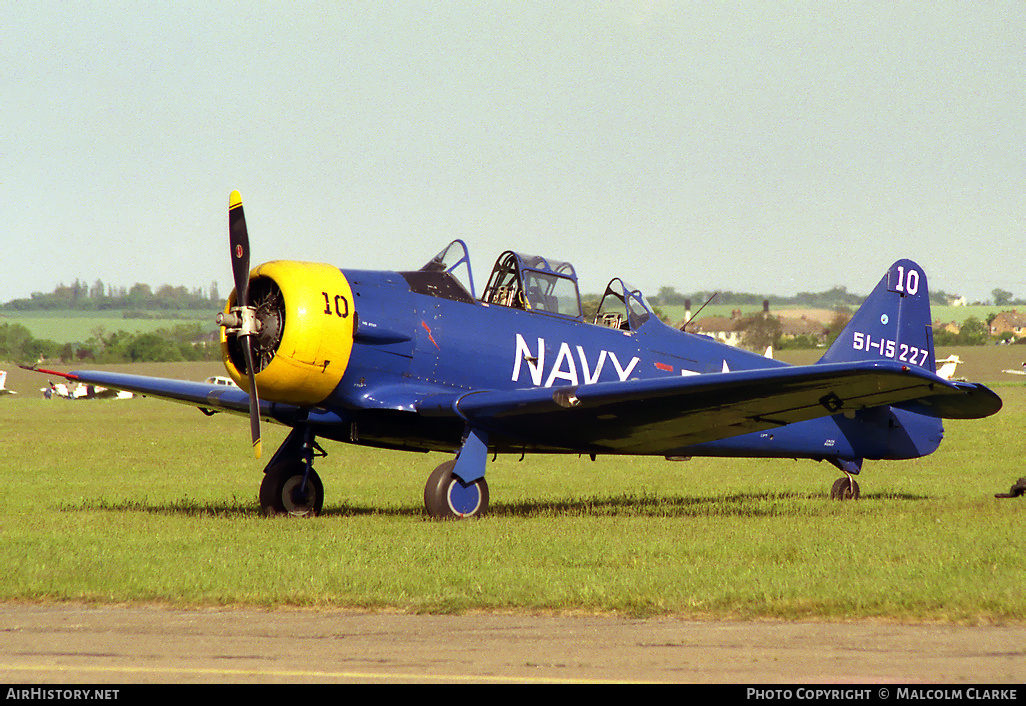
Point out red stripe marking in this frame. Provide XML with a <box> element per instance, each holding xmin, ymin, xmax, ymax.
<box><xmin>31</xmin><ymin>368</ymin><xmax>79</xmax><ymax>380</ymax></box>
<box><xmin>421</xmin><ymin>321</ymin><xmax>440</xmax><ymax>350</ymax></box>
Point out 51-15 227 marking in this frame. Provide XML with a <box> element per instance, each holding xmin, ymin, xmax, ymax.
<box><xmin>852</xmin><ymin>332</ymin><xmax>929</xmax><ymax>366</ymax></box>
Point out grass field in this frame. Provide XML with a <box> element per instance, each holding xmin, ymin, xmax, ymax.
<box><xmin>0</xmin><ymin>310</ymin><xmax>218</xmax><ymax>345</ymax></box>
<box><xmin>0</xmin><ymin>356</ymin><xmax>1023</xmax><ymax>622</ymax></box>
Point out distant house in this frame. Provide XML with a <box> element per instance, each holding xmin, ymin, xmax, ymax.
<box><xmin>990</xmin><ymin>310</ymin><xmax>1026</xmax><ymax>341</ymax></box>
<box><xmin>778</xmin><ymin>315</ymin><xmax>828</xmax><ymax>343</ymax></box>
<box><xmin>689</xmin><ymin>309</ymin><xmax>832</xmax><ymax>348</ymax></box>
<box><xmin>688</xmin><ymin>311</ymin><xmax>745</xmax><ymax>347</ymax></box>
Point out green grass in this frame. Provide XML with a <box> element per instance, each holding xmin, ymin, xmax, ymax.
<box><xmin>0</xmin><ymin>383</ymin><xmax>1023</xmax><ymax>621</ymax></box>
<box><xmin>931</xmin><ymin>305</ymin><xmax>1023</xmax><ymax>326</ymax></box>
<box><xmin>0</xmin><ymin>310</ymin><xmax>218</xmax><ymax>344</ymax></box>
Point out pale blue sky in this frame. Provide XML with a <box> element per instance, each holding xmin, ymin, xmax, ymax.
<box><xmin>3</xmin><ymin>2</ymin><xmax>1023</xmax><ymax>303</ymax></box>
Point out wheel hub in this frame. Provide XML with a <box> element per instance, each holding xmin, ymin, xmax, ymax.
<box><xmin>281</xmin><ymin>476</ymin><xmax>317</xmax><ymax>516</ymax></box>
<box><xmin>446</xmin><ymin>478</ymin><xmax>483</xmax><ymax>516</ymax></box>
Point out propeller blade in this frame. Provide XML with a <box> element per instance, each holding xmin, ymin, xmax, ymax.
<box><xmin>228</xmin><ymin>190</ymin><xmax>262</xmax><ymax>459</ymax></box>
<box><xmin>228</xmin><ymin>190</ymin><xmax>251</xmax><ymax>307</ymax></box>
<box><xmin>243</xmin><ymin>344</ymin><xmax>262</xmax><ymax>459</ymax></box>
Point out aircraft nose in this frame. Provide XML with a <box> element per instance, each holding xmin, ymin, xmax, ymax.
<box><xmin>220</xmin><ymin>262</ymin><xmax>356</xmax><ymax>406</ymax></box>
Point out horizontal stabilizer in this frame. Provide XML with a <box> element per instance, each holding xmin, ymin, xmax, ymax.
<box><xmin>899</xmin><ymin>381</ymin><xmax>1002</xmax><ymax>419</ymax></box>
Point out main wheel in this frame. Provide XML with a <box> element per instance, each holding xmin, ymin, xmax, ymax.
<box><xmin>830</xmin><ymin>476</ymin><xmax>860</xmax><ymax>501</ymax></box>
<box><xmin>424</xmin><ymin>460</ymin><xmax>490</xmax><ymax>520</ymax></box>
<box><xmin>260</xmin><ymin>462</ymin><xmax>324</xmax><ymax>517</ymax></box>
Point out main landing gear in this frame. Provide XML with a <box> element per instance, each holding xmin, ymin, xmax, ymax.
<box><xmin>260</xmin><ymin>426</ymin><xmax>326</xmax><ymax>517</ymax></box>
<box><xmin>261</xmin><ymin>461</ymin><xmax>324</xmax><ymax>517</ymax></box>
<box><xmin>423</xmin><ymin>459</ymin><xmax>490</xmax><ymax>520</ymax></box>
<box><xmin>422</xmin><ymin>426</ymin><xmax>492</xmax><ymax>520</ymax></box>
<box><xmin>258</xmin><ymin>424</ymin><xmax>492</xmax><ymax>520</ymax></box>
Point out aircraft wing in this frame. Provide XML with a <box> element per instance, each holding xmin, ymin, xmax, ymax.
<box><xmin>418</xmin><ymin>360</ymin><xmax>1002</xmax><ymax>454</ymax></box>
<box><xmin>30</xmin><ymin>360</ymin><xmax>1001</xmax><ymax>456</ymax></box>
<box><xmin>25</xmin><ymin>368</ymin><xmax>346</xmax><ymax>427</ymax></box>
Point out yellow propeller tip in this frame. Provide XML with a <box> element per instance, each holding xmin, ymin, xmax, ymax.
<box><xmin>253</xmin><ymin>440</ymin><xmax>262</xmax><ymax>459</ymax></box>
<box><xmin>230</xmin><ymin>190</ymin><xmax>243</xmax><ymax>209</ymax></box>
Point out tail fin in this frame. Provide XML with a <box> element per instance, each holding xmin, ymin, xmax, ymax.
<box><xmin>819</xmin><ymin>259</ymin><xmax>935</xmax><ymax>373</ymax></box>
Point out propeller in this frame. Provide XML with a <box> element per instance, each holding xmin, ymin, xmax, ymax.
<box><xmin>221</xmin><ymin>190</ymin><xmax>262</xmax><ymax>459</ymax></box>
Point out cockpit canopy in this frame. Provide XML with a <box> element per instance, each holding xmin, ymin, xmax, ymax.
<box><xmin>594</xmin><ymin>278</ymin><xmax>652</xmax><ymax>330</ymax></box>
<box><xmin>404</xmin><ymin>240</ymin><xmax>655</xmax><ymax>330</ymax></box>
<box><xmin>408</xmin><ymin>239</ymin><xmax>477</xmax><ymax>301</ymax></box>
<box><xmin>481</xmin><ymin>251</ymin><xmax>583</xmax><ymax>319</ymax></box>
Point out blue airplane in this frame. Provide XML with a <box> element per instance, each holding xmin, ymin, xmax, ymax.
<box><xmin>30</xmin><ymin>192</ymin><xmax>1002</xmax><ymax>519</ymax></box>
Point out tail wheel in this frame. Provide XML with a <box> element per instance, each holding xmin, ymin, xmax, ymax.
<box><xmin>260</xmin><ymin>462</ymin><xmax>324</xmax><ymax>517</ymax></box>
<box><xmin>424</xmin><ymin>460</ymin><xmax>490</xmax><ymax>520</ymax></box>
<box><xmin>830</xmin><ymin>476</ymin><xmax>860</xmax><ymax>501</ymax></box>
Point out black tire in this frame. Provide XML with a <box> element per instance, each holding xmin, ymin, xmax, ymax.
<box><xmin>830</xmin><ymin>476</ymin><xmax>860</xmax><ymax>501</ymax></box>
<box><xmin>260</xmin><ymin>462</ymin><xmax>324</xmax><ymax>517</ymax></box>
<box><xmin>424</xmin><ymin>459</ymin><xmax>490</xmax><ymax>520</ymax></box>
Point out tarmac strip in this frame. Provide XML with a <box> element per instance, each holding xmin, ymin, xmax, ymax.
<box><xmin>1</xmin><ymin>603</ymin><xmax>1023</xmax><ymax>684</ymax></box>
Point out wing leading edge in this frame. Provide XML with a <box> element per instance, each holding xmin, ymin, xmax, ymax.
<box><xmin>419</xmin><ymin>360</ymin><xmax>1002</xmax><ymax>455</ymax></box>
<box><xmin>25</xmin><ymin>368</ymin><xmax>346</xmax><ymax>428</ymax></box>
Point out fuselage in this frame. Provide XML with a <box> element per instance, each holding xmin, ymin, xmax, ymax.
<box><xmin>314</xmin><ymin>268</ymin><xmax>942</xmax><ymax>462</ymax></box>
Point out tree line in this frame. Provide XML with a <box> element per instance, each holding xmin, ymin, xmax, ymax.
<box><xmin>6</xmin><ymin>280</ymin><xmax>1024</xmax><ymax>313</ymax></box>
<box><xmin>650</xmin><ymin>286</ymin><xmax>1026</xmax><ymax>308</ymax></box>
<box><xmin>1</xmin><ymin>279</ymin><xmax>221</xmax><ymax>312</ymax></box>
<box><xmin>651</xmin><ymin>285</ymin><xmax>867</xmax><ymax>308</ymax></box>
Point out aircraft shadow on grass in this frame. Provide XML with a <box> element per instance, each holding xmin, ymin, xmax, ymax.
<box><xmin>484</xmin><ymin>491</ymin><xmax>931</xmax><ymax>518</ymax></box>
<box><xmin>61</xmin><ymin>491</ymin><xmax>931</xmax><ymax>520</ymax></box>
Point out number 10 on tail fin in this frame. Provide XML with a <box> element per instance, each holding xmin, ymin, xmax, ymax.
<box><xmin>819</xmin><ymin>259</ymin><xmax>935</xmax><ymax>372</ymax></box>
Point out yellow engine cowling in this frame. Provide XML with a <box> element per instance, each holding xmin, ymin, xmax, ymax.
<box><xmin>221</xmin><ymin>261</ymin><xmax>355</xmax><ymax>406</ymax></box>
